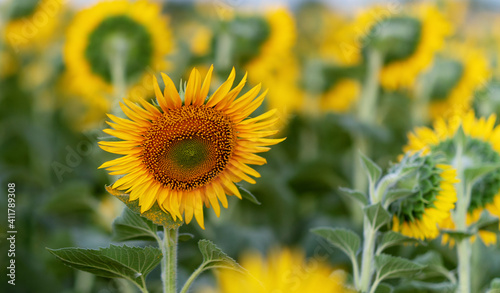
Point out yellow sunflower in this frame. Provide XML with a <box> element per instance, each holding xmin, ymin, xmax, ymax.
<box><xmin>205</xmin><ymin>248</ymin><xmax>354</xmax><ymax>293</ymax></box>
<box><xmin>4</xmin><ymin>0</ymin><xmax>64</xmax><ymax>51</ymax></box>
<box><xmin>64</xmin><ymin>0</ymin><xmax>172</xmax><ymax>100</ymax></box>
<box><xmin>99</xmin><ymin>66</ymin><xmax>284</xmax><ymax>229</ymax></box>
<box><xmin>390</xmin><ymin>154</ymin><xmax>458</xmax><ymax>240</ymax></box>
<box><xmin>320</xmin><ymin>79</ymin><xmax>361</xmax><ymax>113</ymax></box>
<box><xmin>353</xmin><ymin>4</ymin><xmax>451</xmax><ymax>90</ymax></box>
<box><xmin>245</xmin><ymin>8</ymin><xmax>296</xmax><ymax>83</ymax></box>
<box><xmin>404</xmin><ymin>111</ymin><xmax>500</xmax><ymax>244</ymax></box>
<box><xmin>428</xmin><ymin>44</ymin><xmax>490</xmax><ymax>120</ymax></box>
<box><xmin>242</xmin><ymin>9</ymin><xmax>302</xmax><ymax>122</ymax></box>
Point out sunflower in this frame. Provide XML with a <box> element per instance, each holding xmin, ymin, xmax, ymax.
<box><xmin>353</xmin><ymin>4</ymin><xmax>451</xmax><ymax>90</ymax></box>
<box><xmin>428</xmin><ymin>44</ymin><xmax>490</xmax><ymax>120</ymax></box>
<box><xmin>64</xmin><ymin>0</ymin><xmax>172</xmax><ymax>100</ymax></box>
<box><xmin>98</xmin><ymin>66</ymin><xmax>284</xmax><ymax>229</ymax></box>
<box><xmin>4</xmin><ymin>0</ymin><xmax>64</xmax><ymax>51</ymax></box>
<box><xmin>404</xmin><ymin>111</ymin><xmax>500</xmax><ymax>243</ymax></box>
<box><xmin>390</xmin><ymin>154</ymin><xmax>458</xmax><ymax>240</ymax></box>
<box><xmin>205</xmin><ymin>248</ymin><xmax>354</xmax><ymax>293</ymax></box>
<box><xmin>320</xmin><ymin>79</ymin><xmax>361</xmax><ymax>113</ymax></box>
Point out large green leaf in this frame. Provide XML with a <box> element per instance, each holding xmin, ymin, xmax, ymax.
<box><xmin>413</xmin><ymin>251</ymin><xmax>454</xmax><ymax>282</ymax></box>
<box><xmin>374</xmin><ymin>283</ymin><xmax>393</xmax><ymax>293</ymax></box>
<box><xmin>394</xmin><ymin>281</ymin><xmax>456</xmax><ymax>293</ymax></box>
<box><xmin>106</xmin><ymin>185</ymin><xmax>183</xmax><ymax>229</ymax></box>
<box><xmin>311</xmin><ymin>227</ymin><xmax>360</xmax><ymax>262</ymax></box>
<box><xmin>376</xmin><ymin>231</ymin><xmax>423</xmax><ymax>255</ymax></box>
<box><xmin>112</xmin><ymin>207</ymin><xmax>158</xmax><ymax>242</ymax></box>
<box><xmin>47</xmin><ymin>245</ymin><xmax>162</xmax><ymax>290</ymax></box>
<box><xmin>375</xmin><ymin>254</ymin><xmax>425</xmax><ymax>282</ymax></box>
<box><xmin>364</xmin><ymin>203</ymin><xmax>391</xmax><ymax>230</ymax></box>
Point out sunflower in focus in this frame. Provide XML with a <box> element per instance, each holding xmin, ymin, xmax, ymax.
<box><xmin>428</xmin><ymin>44</ymin><xmax>490</xmax><ymax>120</ymax></box>
<box><xmin>389</xmin><ymin>154</ymin><xmax>458</xmax><ymax>240</ymax></box>
<box><xmin>354</xmin><ymin>4</ymin><xmax>451</xmax><ymax>90</ymax></box>
<box><xmin>99</xmin><ymin>66</ymin><xmax>284</xmax><ymax>228</ymax></box>
<box><xmin>64</xmin><ymin>0</ymin><xmax>172</xmax><ymax>100</ymax></box>
<box><xmin>320</xmin><ymin>79</ymin><xmax>361</xmax><ymax>113</ymax></box>
<box><xmin>404</xmin><ymin>111</ymin><xmax>500</xmax><ymax>244</ymax></box>
<box><xmin>204</xmin><ymin>248</ymin><xmax>353</xmax><ymax>293</ymax></box>
<box><xmin>4</xmin><ymin>0</ymin><xmax>64</xmax><ymax>51</ymax></box>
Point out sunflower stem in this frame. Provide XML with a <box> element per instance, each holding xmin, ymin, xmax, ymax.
<box><xmin>108</xmin><ymin>36</ymin><xmax>129</xmax><ymax>102</ymax></box>
<box><xmin>161</xmin><ymin>226</ymin><xmax>179</xmax><ymax>293</ymax></box>
<box><xmin>453</xmin><ymin>142</ymin><xmax>472</xmax><ymax>293</ymax></box>
<box><xmin>352</xmin><ymin>49</ymin><xmax>382</xmax><ymax>224</ymax></box>
<box><xmin>412</xmin><ymin>74</ymin><xmax>433</xmax><ymax>127</ymax></box>
<box><xmin>359</xmin><ymin>217</ymin><xmax>377</xmax><ymax>293</ymax></box>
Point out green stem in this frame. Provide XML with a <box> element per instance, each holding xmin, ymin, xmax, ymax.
<box><xmin>352</xmin><ymin>49</ymin><xmax>383</xmax><ymax>224</ymax></box>
<box><xmin>108</xmin><ymin>36</ymin><xmax>128</xmax><ymax>102</ymax></box>
<box><xmin>161</xmin><ymin>227</ymin><xmax>178</xmax><ymax>293</ymax></box>
<box><xmin>453</xmin><ymin>143</ymin><xmax>472</xmax><ymax>293</ymax></box>
<box><xmin>359</xmin><ymin>217</ymin><xmax>377</xmax><ymax>292</ymax></box>
<box><xmin>179</xmin><ymin>264</ymin><xmax>206</xmax><ymax>293</ymax></box>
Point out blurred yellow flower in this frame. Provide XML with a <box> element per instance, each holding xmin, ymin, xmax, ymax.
<box><xmin>4</xmin><ymin>0</ymin><xmax>65</xmax><ymax>51</ymax></box>
<box><xmin>64</xmin><ymin>0</ymin><xmax>172</xmax><ymax>100</ymax></box>
<box><xmin>320</xmin><ymin>79</ymin><xmax>361</xmax><ymax>113</ymax></box>
<box><xmin>353</xmin><ymin>4</ymin><xmax>451</xmax><ymax>90</ymax></box>
<box><xmin>429</xmin><ymin>44</ymin><xmax>490</xmax><ymax>120</ymax></box>
<box><xmin>99</xmin><ymin>67</ymin><xmax>284</xmax><ymax>229</ymax></box>
<box><xmin>207</xmin><ymin>248</ymin><xmax>354</xmax><ymax>293</ymax></box>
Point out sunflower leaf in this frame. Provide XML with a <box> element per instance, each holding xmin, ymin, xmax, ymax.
<box><xmin>440</xmin><ymin>230</ymin><xmax>474</xmax><ymax>242</ymax></box>
<box><xmin>375</xmin><ymin>254</ymin><xmax>425</xmax><ymax>282</ymax></box>
<box><xmin>339</xmin><ymin>186</ymin><xmax>368</xmax><ymax>206</ymax></box>
<box><xmin>46</xmin><ymin>245</ymin><xmax>161</xmax><ymax>290</ymax></box>
<box><xmin>364</xmin><ymin>203</ymin><xmax>391</xmax><ymax>230</ymax></box>
<box><xmin>464</xmin><ymin>164</ymin><xmax>500</xmax><ymax>185</ymax></box>
<box><xmin>112</xmin><ymin>207</ymin><xmax>158</xmax><ymax>242</ymax></box>
<box><xmin>374</xmin><ymin>283</ymin><xmax>393</xmax><ymax>293</ymax></box>
<box><xmin>236</xmin><ymin>184</ymin><xmax>261</xmax><ymax>205</ymax></box>
<box><xmin>489</xmin><ymin>278</ymin><xmax>500</xmax><ymax>293</ymax></box>
<box><xmin>178</xmin><ymin>233</ymin><xmax>195</xmax><ymax>242</ymax></box>
<box><xmin>311</xmin><ymin>227</ymin><xmax>360</xmax><ymax>264</ymax></box>
<box><xmin>105</xmin><ymin>185</ymin><xmax>183</xmax><ymax>229</ymax></box>
<box><xmin>360</xmin><ymin>152</ymin><xmax>382</xmax><ymax>184</ymax></box>
<box><xmin>180</xmin><ymin>240</ymin><xmax>245</xmax><ymax>293</ymax></box>
<box><xmin>413</xmin><ymin>251</ymin><xmax>455</xmax><ymax>282</ymax></box>
<box><xmin>198</xmin><ymin>239</ymin><xmax>245</xmax><ymax>272</ymax></box>
<box><xmin>376</xmin><ymin>231</ymin><xmax>424</xmax><ymax>255</ymax></box>
<box><xmin>395</xmin><ymin>281</ymin><xmax>456</xmax><ymax>293</ymax></box>
<box><xmin>383</xmin><ymin>188</ymin><xmax>416</xmax><ymax>207</ymax></box>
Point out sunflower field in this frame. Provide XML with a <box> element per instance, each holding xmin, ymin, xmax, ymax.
<box><xmin>3</xmin><ymin>0</ymin><xmax>500</xmax><ymax>292</ymax></box>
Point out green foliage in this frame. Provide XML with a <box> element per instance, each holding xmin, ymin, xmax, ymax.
<box><xmin>198</xmin><ymin>239</ymin><xmax>245</xmax><ymax>272</ymax></box>
<box><xmin>364</xmin><ymin>203</ymin><xmax>391</xmax><ymax>230</ymax></box>
<box><xmin>360</xmin><ymin>151</ymin><xmax>382</xmax><ymax>185</ymax></box>
<box><xmin>374</xmin><ymin>254</ymin><xmax>425</xmax><ymax>283</ymax></box>
<box><xmin>311</xmin><ymin>227</ymin><xmax>360</xmax><ymax>265</ymax></box>
<box><xmin>46</xmin><ymin>245</ymin><xmax>162</xmax><ymax>290</ymax></box>
<box><xmin>339</xmin><ymin>186</ymin><xmax>368</xmax><ymax>206</ymax></box>
<box><xmin>376</xmin><ymin>231</ymin><xmax>423</xmax><ymax>255</ymax></box>
<box><xmin>112</xmin><ymin>207</ymin><xmax>158</xmax><ymax>242</ymax></box>
<box><xmin>236</xmin><ymin>184</ymin><xmax>262</xmax><ymax>205</ymax></box>
<box><xmin>106</xmin><ymin>185</ymin><xmax>183</xmax><ymax>229</ymax></box>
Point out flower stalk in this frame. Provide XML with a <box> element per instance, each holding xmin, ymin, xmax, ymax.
<box><xmin>452</xmin><ymin>143</ymin><xmax>472</xmax><ymax>293</ymax></box>
<box><xmin>160</xmin><ymin>227</ymin><xmax>179</xmax><ymax>293</ymax></box>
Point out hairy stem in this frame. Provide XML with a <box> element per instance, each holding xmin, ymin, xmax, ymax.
<box><xmin>359</xmin><ymin>217</ymin><xmax>377</xmax><ymax>292</ymax></box>
<box><xmin>161</xmin><ymin>227</ymin><xmax>179</xmax><ymax>293</ymax></box>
